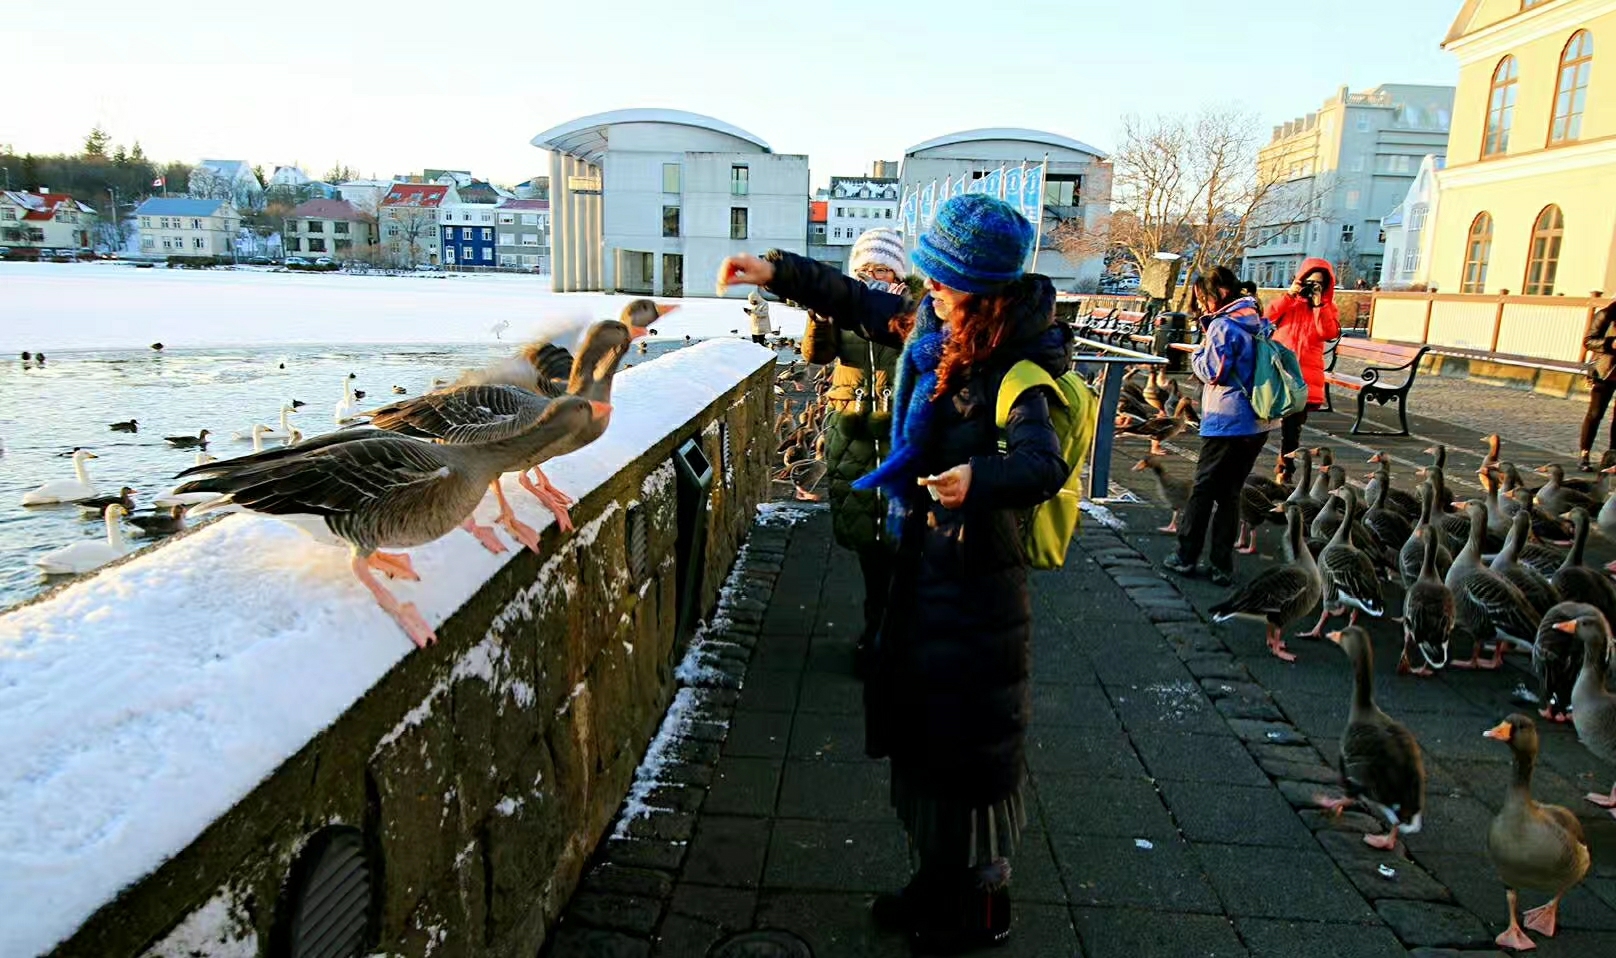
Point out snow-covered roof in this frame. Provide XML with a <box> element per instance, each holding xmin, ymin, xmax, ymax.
<box><xmin>0</xmin><ymin>337</ymin><xmax>775</xmax><ymax>957</ymax></box>
<box><xmin>133</xmin><ymin>197</ymin><xmax>233</xmax><ymax>217</ymax></box>
<box><xmin>1</xmin><ymin>191</ymin><xmax>96</xmax><ymax>219</ymax></box>
<box><xmin>904</xmin><ymin>127</ymin><xmax>1108</xmax><ymax>161</ymax></box>
<box><xmin>288</xmin><ymin>198</ymin><xmax>369</xmax><ymax>221</ymax></box>
<box><xmin>195</xmin><ymin>159</ymin><xmax>259</xmax><ymax>186</ymax></box>
<box><xmin>496</xmin><ymin>198</ymin><xmax>549</xmax><ymax>211</ymax></box>
<box><xmin>380</xmin><ymin>184</ymin><xmax>450</xmax><ymax>208</ymax></box>
<box><xmin>532</xmin><ymin>109</ymin><xmax>771</xmax><ymax>165</ymax></box>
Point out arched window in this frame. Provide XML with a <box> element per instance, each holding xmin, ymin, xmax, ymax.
<box><xmin>1523</xmin><ymin>205</ymin><xmax>1565</xmax><ymax>295</ymax></box>
<box><xmin>1550</xmin><ymin>31</ymin><xmax>1594</xmax><ymax>144</ymax></box>
<box><xmin>1484</xmin><ymin>56</ymin><xmax>1519</xmax><ymax>157</ymax></box>
<box><xmin>1462</xmin><ymin>213</ymin><xmax>1493</xmax><ymax>293</ymax></box>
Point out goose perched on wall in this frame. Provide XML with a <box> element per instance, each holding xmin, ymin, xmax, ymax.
<box><xmin>1560</xmin><ymin>609</ymin><xmax>1616</xmax><ymax>815</ymax></box>
<box><xmin>451</xmin><ymin>300</ymin><xmax>674</xmax><ymax>395</ymax></box>
<box><xmin>1316</xmin><ymin>626</ymin><xmax>1425</xmax><ymax>850</ymax></box>
<box><xmin>1210</xmin><ymin>503</ymin><xmax>1322</xmax><ymax>663</ymax></box>
<box><xmin>33</xmin><ymin>503</ymin><xmax>130</xmax><ymax>575</ymax></box>
<box><xmin>366</xmin><ymin>320</ymin><xmax>642</xmax><ymax>546</ymax></box>
<box><xmin>171</xmin><ymin>395</ymin><xmax>609</xmax><ymax>648</ymax></box>
<box><xmin>22</xmin><ymin>449</ymin><xmax>98</xmax><ymax>505</ymax></box>
<box><xmin>1483</xmin><ymin>713</ymin><xmax>1591</xmax><ymax>950</ymax></box>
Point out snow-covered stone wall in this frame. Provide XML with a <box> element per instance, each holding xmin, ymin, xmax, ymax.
<box><xmin>1</xmin><ymin>340</ymin><xmax>777</xmax><ymax>958</ymax></box>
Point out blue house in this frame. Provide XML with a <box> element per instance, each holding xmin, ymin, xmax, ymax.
<box><xmin>438</xmin><ymin>201</ymin><xmax>498</xmax><ymax>268</ymax></box>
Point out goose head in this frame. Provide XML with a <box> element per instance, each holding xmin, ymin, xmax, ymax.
<box><xmin>73</xmin><ymin>449</ymin><xmax>98</xmax><ymax>465</ymax></box>
<box><xmin>1483</xmin><ymin>713</ymin><xmax>1539</xmax><ymax>754</ymax></box>
<box><xmin>568</xmin><ymin>320</ymin><xmax>638</xmax><ymax>397</ymax></box>
<box><xmin>621</xmin><ymin>299</ymin><xmax>677</xmax><ymax>338</ymax></box>
<box><xmin>1325</xmin><ymin>625</ymin><xmax>1372</xmax><ymax>656</ymax></box>
<box><xmin>1131</xmin><ymin>456</ymin><xmax>1165</xmax><ymax>474</ymax></box>
<box><xmin>1535</xmin><ymin>463</ymin><xmax>1564</xmax><ymax>482</ymax></box>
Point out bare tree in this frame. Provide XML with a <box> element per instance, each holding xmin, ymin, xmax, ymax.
<box><xmin>384</xmin><ymin>205</ymin><xmax>437</xmax><ymax>266</ymax></box>
<box><xmin>1051</xmin><ymin>107</ymin><xmax>1302</xmax><ymax>309</ymax></box>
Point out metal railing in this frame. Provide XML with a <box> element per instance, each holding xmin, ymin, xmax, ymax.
<box><xmin>1072</xmin><ymin>335</ymin><xmax>1170</xmax><ymax>499</ymax></box>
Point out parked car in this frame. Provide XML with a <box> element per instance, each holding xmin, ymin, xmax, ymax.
<box><xmin>284</xmin><ymin>257</ymin><xmax>309</xmax><ymax>267</ymax></box>
<box><xmin>314</xmin><ymin>257</ymin><xmax>332</xmax><ymax>266</ymax></box>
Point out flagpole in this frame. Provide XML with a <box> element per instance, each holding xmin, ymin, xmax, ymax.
<box><xmin>1030</xmin><ymin>152</ymin><xmax>1050</xmax><ymax>273</ymax></box>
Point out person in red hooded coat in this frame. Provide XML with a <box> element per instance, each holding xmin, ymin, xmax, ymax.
<box><xmin>1266</xmin><ymin>258</ymin><xmax>1342</xmax><ymax>479</ymax></box>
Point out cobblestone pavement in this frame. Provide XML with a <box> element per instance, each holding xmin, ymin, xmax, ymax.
<box><xmin>542</xmin><ymin>374</ymin><xmax>1616</xmax><ymax>957</ymax></box>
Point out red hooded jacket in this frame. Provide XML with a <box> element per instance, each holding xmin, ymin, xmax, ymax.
<box><xmin>1266</xmin><ymin>258</ymin><xmax>1342</xmax><ymax>407</ymax></box>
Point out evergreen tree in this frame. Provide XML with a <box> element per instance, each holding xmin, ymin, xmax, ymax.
<box><xmin>84</xmin><ymin>125</ymin><xmax>111</xmax><ymax>158</ymax></box>
<box><xmin>112</xmin><ymin>144</ymin><xmax>128</xmax><ymax>165</ymax></box>
<box><xmin>21</xmin><ymin>154</ymin><xmax>39</xmax><ymax>189</ymax></box>
<box><xmin>130</xmin><ymin>141</ymin><xmax>146</xmax><ymax>163</ymax></box>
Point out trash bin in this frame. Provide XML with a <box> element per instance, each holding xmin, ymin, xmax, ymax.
<box><xmin>673</xmin><ymin>437</ymin><xmax>714</xmax><ymax>638</ymax></box>
<box><xmin>1156</xmin><ymin>312</ymin><xmax>1189</xmax><ymax>371</ymax></box>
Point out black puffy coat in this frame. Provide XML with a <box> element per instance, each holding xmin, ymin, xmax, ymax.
<box><xmin>763</xmin><ymin>250</ymin><xmax>1072</xmax><ymax>806</ymax></box>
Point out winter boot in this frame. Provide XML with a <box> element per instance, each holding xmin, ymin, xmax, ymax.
<box><xmin>1579</xmin><ymin>450</ymin><xmax>1594</xmax><ymax>473</ymax></box>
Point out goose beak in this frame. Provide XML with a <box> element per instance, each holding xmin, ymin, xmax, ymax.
<box><xmin>1422</xmin><ymin>446</ymin><xmax>1437</xmax><ymax>455</ymax></box>
<box><xmin>1482</xmin><ymin>720</ymin><xmax>1513</xmax><ymax>741</ymax></box>
<box><xmin>1552</xmin><ymin>619</ymin><xmax>1579</xmax><ymax>634</ymax></box>
<box><xmin>1367</xmin><ymin>453</ymin><xmax>1383</xmax><ymax>463</ymax></box>
<box><xmin>589</xmin><ymin>400</ymin><xmax>613</xmax><ymax>420</ymax></box>
<box><xmin>654</xmin><ymin>303</ymin><xmax>680</xmax><ymax>318</ymax></box>
<box><xmin>1534</xmin><ymin>464</ymin><xmax>1551</xmax><ymax>476</ymax></box>
<box><xmin>1601</xmin><ymin>465</ymin><xmax>1616</xmax><ymax>475</ymax></box>
<box><xmin>1325</xmin><ymin>630</ymin><xmax>1344</xmax><ymax>645</ymax></box>
<box><xmin>83</xmin><ymin>452</ymin><xmax>99</xmax><ymax>460</ymax></box>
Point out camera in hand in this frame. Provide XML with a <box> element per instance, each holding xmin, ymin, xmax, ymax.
<box><xmin>1300</xmin><ymin>280</ymin><xmax>1321</xmax><ymax>301</ymax></box>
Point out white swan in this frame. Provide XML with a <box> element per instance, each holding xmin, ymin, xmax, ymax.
<box><xmin>154</xmin><ymin>451</ymin><xmax>224</xmax><ymax>509</ymax></box>
<box><xmin>22</xmin><ymin>449</ymin><xmax>99</xmax><ymax>505</ymax></box>
<box><xmin>35</xmin><ymin>503</ymin><xmax>129</xmax><ymax>574</ymax></box>
<box><xmin>234</xmin><ymin>405</ymin><xmax>297</xmax><ymax>441</ymax></box>
<box><xmin>335</xmin><ymin>373</ymin><xmax>361</xmax><ymax>424</ymax></box>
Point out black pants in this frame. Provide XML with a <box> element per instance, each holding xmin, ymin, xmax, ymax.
<box><xmin>1177</xmin><ymin>432</ymin><xmax>1269</xmax><ymax>573</ymax></box>
<box><xmin>752</xmin><ymin>333</ymin><xmax>768</xmax><ymax>345</ymax></box>
<box><xmin>1277</xmin><ymin>409</ymin><xmax>1308</xmax><ymax>481</ymax></box>
<box><xmin>1582</xmin><ymin>377</ymin><xmax>1616</xmax><ymax>452</ymax></box>
<box><xmin>857</xmin><ymin>547</ymin><xmax>893</xmax><ymax>644</ymax></box>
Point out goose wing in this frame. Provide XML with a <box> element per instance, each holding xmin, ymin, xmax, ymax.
<box><xmin>366</xmin><ymin>384</ymin><xmax>555</xmax><ymax>445</ymax></box>
<box><xmin>1534</xmin><ymin>604</ymin><xmax>1585</xmax><ymax>716</ymax></box>
<box><xmin>1453</xmin><ymin>569</ymin><xmax>1540</xmax><ymax>640</ymax></box>
<box><xmin>175</xmin><ymin>434</ymin><xmax>453</xmax><ymax>519</ymax></box>
<box><xmin>1341</xmin><ymin>716</ymin><xmax>1424</xmax><ymax>821</ymax></box>
<box><xmin>1211</xmin><ymin>565</ymin><xmax>1315</xmax><ymax>620</ymax></box>
<box><xmin>1321</xmin><ymin>543</ymin><xmax>1384</xmax><ymax>613</ymax></box>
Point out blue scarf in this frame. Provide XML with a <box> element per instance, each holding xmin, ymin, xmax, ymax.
<box><xmin>853</xmin><ymin>299</ymin><xmax>946</xmax><ymax>537</ymax></box>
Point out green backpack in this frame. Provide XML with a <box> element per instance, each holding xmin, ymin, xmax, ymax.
<box><xmin>995</xmin><ymin>361</ymin><xmax>1100</xmax><ymax>570</ymax></box>
<box><xmin>1248</xmin><ymin>332</ymin><xmax>1309</xmax><ymax>421</ymax></box>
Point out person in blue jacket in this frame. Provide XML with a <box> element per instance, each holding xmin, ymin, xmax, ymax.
<box><xmin>718</xmin><ymin>194</ymin><xmax>1072</xmax><ymax>953</ymax></box>
<box><xmin>1164</xmin><ymin>266</ymin><xmax>1276</xmax><ymax>585</ymax></box>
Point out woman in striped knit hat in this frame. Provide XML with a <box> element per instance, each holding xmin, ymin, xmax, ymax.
<box><xmin>803</xmin><ymin>228</ymin><xmax>912</xmax><ymax>677</ymax></box>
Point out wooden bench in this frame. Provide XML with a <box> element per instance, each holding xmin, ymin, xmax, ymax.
<box><xmin>1325</xmin><ymin>340</ymin><xmax>1431</xmax><ymax>437</ymax></box>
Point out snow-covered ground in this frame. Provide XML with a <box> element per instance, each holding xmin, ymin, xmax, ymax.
<box><xmin>0</xmin><ymin>262</ymin><xmax>810</xmax><ymax>352</ymax></box>
<box><xmin>0</xmin><ymin>338</ymin><xmax>774</xmax><ymax>958</ymax></box>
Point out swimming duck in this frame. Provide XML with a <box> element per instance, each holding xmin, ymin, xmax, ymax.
<box><xmin>1316</xmin><ymin>625</ymin><xmax>1425</xmax><ymax>850</ymax></box>
<box><xmin>1304</xmin><ymin>488</ymin><xmax>1385</xmax><ymax>636</ymax></box>
<box><xmin>1447</xmin><ymin>502</ymin><xmax>1540</xmax><ymax>670</ymax></box>
<box><xmin>1132</xmin><ymin>456</ymin><xmax>1189</xmax><ymax>534</ymax></box>
<box><xmin>1562</xmin><ymin>609</ymin><xmax>1616</xmax><ymax>815</ymax></box>
<box><xmin>22</xmin><ymin>448</ymin><xmax>99</xmax><ymax>505</ymax></box>
<box><xmin>1399</xmin><ymin>482</ymin><xmax>1453</xmax><ymax>589</ymax></box>
<box><xmin>128</xmin><ymin>504</ymin><xmax>187</xmax><ymax>537</ymax></box>
<box><xmin>34</xmin><ymin>503</ymin><xmax>130</xmax><ymax>574</ymax></box>
<box><xmin>109</xmin><ymin>419</ymin><xmax>138</xmax><ymax>433</ymax></box>
<box><xmin>164</xmin><ymin>429</ymin><xmax>211</xmax><ymax>449</ymax></box>
<box><xmin>392</xmin><ymin>385</ymin><xmax>407</xmax><ymax>395</ymax></box>
<box><xmin>335</xmin><ymin>373</ymin><xmax>363</xmax><ymax>424</ymax></box>
<box><xmin>173</xmin><ymin>395</ymin><xmax>609</xmax><ymax>648</ymax></box>
<box><xmin>150</xmin><ymin>342</ymin><xmax>164</xmax><ymax>351</ymax></box>
<box><xmin>1401</xmin><ymin>528</ymin><xmax>1454</xmax><ymax>676</ymax></box>
<box><xmin>1483</xmin><ymin>713</ymin><xmax>1591</xmax><ymax>950</ymax></box>
<box><xmin>1210</xmin><ymin>503</ymin><xmax>1322</xmax><ymax>663</ymax></box>
<box><xmin>73</xmin><ymin>486</ymin><xmax>137</xmax><ymax>518</ymax></box>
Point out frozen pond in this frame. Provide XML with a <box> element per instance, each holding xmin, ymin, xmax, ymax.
<box><xmin>0</xmin><ymin>263</ymin><xmax>807</xmax><ymax>611</ymax></box>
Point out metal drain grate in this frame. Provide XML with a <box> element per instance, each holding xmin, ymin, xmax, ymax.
<box><xmin>286</xmin><ymin>828</ymin><xmax>374</xmax><ymax>958</ymax></box>
<box><xmin>707</xmin><ymin>929</ymin><xmax>813</xmax><ymax>958</ymax></box>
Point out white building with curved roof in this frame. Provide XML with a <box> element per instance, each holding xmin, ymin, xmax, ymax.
<box><xmin>900</xmin><ymin>128</ymin><xmax>1112</xmax><ymax>290</ymax></box>
<box><xmin>532</xmin><ymin>109</ymin><xmax>808</xmax><ymax>295</ymax></box>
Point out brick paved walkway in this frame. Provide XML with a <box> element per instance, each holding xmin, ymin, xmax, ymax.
<box><xmin>544</xmin><ymin>376</ymin><xmax>1616</xmax><ymax>958</ymax></box>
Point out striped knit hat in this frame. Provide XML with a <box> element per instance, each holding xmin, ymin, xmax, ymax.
<box><xmin>849</xmin><ymin>228</ymin><xmax>907</xmax><ymax>280</ymax></box>
<box><xmin>912</xmin><ymin>194</ymin><xmax>1034</xmax><ymax>294</ymax></box>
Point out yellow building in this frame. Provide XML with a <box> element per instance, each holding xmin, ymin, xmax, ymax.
<box><xmin>1429</xmin><ymin>0</ymin><xmax>1616</xmax><ymax>297</ymax></box>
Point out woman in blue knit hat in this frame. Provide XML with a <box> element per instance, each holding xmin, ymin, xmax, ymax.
<box><xmin>720</xmin><ymin>193</ymin><xmax>1073</xmax><ymax>953</ymax></box>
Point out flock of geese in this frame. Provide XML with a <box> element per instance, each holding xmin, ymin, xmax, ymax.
<box><xmin>16</xmin><ymin>300</ymin><xmax>673</xmax><ymax>647</ymax></box>
<box><xmin>1122</xmin><ymin>365</ymin><xmax>1614</xmax><ymax>950</ymax></box>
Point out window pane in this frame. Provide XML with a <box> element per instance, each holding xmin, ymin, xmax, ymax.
<box><xmin>663</xmin><ymin>205</ymin><xmax>680</xmax><ymax>238</ymax></box>
<box><xmin>730</xmin><ymin>207</ymin><xmax>748</xmax><ymax>240</ymax></box>
<box><xmin>663</xmin><ymin>164</ymin><xmax>681</xmax><ymax>193</ymax></box>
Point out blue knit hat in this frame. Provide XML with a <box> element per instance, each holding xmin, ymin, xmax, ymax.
<box><xmin>911</xmin><ymin>194</ymin><xmax>1035</xmax><ymax>294</ymax></box>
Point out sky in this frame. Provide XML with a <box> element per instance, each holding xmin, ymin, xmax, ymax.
<box><xmin>5</xmin><ymin>0</ymin><xmax>1462</xmax><ymax>190</ymax></box>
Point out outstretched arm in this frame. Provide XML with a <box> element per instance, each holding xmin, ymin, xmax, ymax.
<box><xmin>719</xmin><ymin>251</ymin><xmax>906</xmax><ymax>348</ymax></box>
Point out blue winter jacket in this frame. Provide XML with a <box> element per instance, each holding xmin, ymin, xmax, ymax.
<box><xmin>1192</xmin><ymin>297</ymin><xmax>1277</xmax><ymax>438</ymax></box>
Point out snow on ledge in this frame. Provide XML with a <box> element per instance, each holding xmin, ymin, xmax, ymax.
<box><xmin>0</xmin><ymin>338</ymin><xmax>775</xmax><ymax>958</ymax></box>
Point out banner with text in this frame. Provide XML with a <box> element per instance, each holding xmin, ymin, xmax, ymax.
<box><xmin>900</xmin><ymin>163</ymin><xmax>1043</xmax><ymax>237</ymax></box>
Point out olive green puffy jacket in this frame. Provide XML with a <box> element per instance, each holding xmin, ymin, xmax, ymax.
<box><xmin>803</xmin><ymin>314</ymin><xmax>900</xmax><ymax>551</ymax></box>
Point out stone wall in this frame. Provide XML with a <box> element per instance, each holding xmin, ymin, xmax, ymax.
<box><xmin>50</xmin><ymin>356</ymin><xmax>775</xmax><ymax>958</ymax></box>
